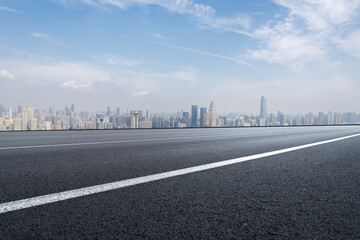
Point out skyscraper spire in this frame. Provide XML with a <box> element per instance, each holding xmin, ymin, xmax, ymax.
<box><xmin>260</xmin><ymin>96</ymin><xmax>267</xmax><ymax>119</ymax></box>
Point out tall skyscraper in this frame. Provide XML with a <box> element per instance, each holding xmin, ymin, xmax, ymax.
<box><xmin>209</xmin><ymin>101</ymin><xmax>216</xmax><ymax>127</ymax></box>
<box><xmin>130</xmin><ymin>111</ymin><xmax>139</xmax><ymax>128</ymax></box>
<box><xmin>191</xmin><ymin>105</ymin><xmax>198</xmax><ymax>127</ymax></box>
<box><xmin>71</xmin><ymin>104</ymin><xmax>75</xmax><ymax>112</ymax></box>
<box><xmin>107</xmin><ymin>106</ymin><xmax>111</xmax><ymax>116</ymax></box>
<box><xmin>260</xmin><ymin>96</ymin><xmax>267</xmax><ymax>119</ymax></box>
<box><xmin>200</xmin><ymin>107</ymin><xmax>207</xmax><ymax>127</ymax></box>
<box><xmin>116</xmin><ymin>107</ymin><xmax>120</xmax><ymax>116</ymax></box>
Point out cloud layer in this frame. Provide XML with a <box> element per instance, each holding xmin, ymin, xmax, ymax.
<box><xmin>247</xmin><ymin>0</ymin><xmax>360</xmax><ymax>69</ymax></box>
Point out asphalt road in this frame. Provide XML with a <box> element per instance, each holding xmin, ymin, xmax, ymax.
<box><xmin>1</xmin><ymin>126</ymin><xmax>360</xmax><ymax>239</ymax></box>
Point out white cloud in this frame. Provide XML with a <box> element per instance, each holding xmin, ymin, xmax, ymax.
<box><xmin>333</xmin><ymin>29</ymin><xmax>360</xmax><ymax>59</ymax></box>
<box><xmin>273</xmin><ymin>0</ymin><xmax>360</xmax><ymax>31</ymax></box>
<box><xmin>30</xmin><ymin>32</ymin><xmax>65</xmax><ymax>46</ymax></box>
<box><xmin>246</xmin><ymin>0</ymin><xmax>360</xmax><ymax>69</ymax></box>
<box><xmin>31</xmin><ymin>32</ymin><xmax>49</xmax><ymax>39</ymax></box>
<box><xmin>0</xmin><ymin>60</ymin><xmax>117</xmax><ymax>90</ymax></box>
<box><xmin>149</xmin><ymin>33</ymin><xmax>166</xmax><ymax>40</ymax></box>
<box><xmin>61</xmin><ymin>81</ymin><xmax>93</xmax><ymax>89</ymax></box>
<box><xmin>0</xmin><ymin>6</ymin><xmax>23</xmax><ymax>14</ymax></box>
<box><xmin>105</xmin><ymin>54</ymin><xmax>149</xmax><ymax>66</ymax></box>
<box><xmin>132</xmin><ymin>90</ymin><xmax>149</xmax><ymax>96</ymax></box>
<box><xmin>166</xmin><ymin>44</ymin><xmax>258</xmax><ymax>71</ymax></box>
<box><xmin>0</xmin><ymin>70</ymin><xmax>15</xmax><ymax>80</ymax></box>
<box><xmin>247</xmin><ymin>29</ymin><xmax>326</xmax><ymax>69</ymax></box>
<box><xmin>55</xmin><ymin>0</ymin><xmax>251</xmax><ymax>35</ymax></box>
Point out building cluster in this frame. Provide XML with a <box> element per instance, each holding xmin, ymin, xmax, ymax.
<box><xmin>0</xmin><ymin>98</ymin><xmax>359</xmax><ymax>131</ymax></box>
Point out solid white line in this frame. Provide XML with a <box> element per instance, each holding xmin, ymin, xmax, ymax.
<box><xmin>0</xmin><ymin>133</ymin><xmax>359</xmax><ymax>214</ymax></box>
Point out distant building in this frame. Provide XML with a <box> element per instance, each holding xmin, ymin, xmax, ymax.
<box><xmin>12</xmin><ymin>118</ymin><xmax>22</xmax><ymax>131</ymax></box>
<box><xmin>183</xmin><ymin>112</ymin><xmax>190</xmax><ymax>119</ymax></box>
<box><xmin>9</xmin><ymin>107</ymin><xmax>12</xmax><ymax>119</ymax></box>
<box><xmin>21</xmin><ymin>105</ymin><xmax>37</xmax><ymax>130</ymax></box>
<box><xmin>327</xmin><ymin>111</ymin><xmax>333</xmax><ymax>125</ymax></box>
<box><xmin>200</xmin><ymin>107</ymin><xmax>207</xmax><ymax>127</ymax></box>
<box><xmin>317</xmin><ymin>112</ymin><xmax>325</xmax><ymax>125</ymax></box>
<box><xmin>107</xmin><ymin>106</ymin><xmax>111</xmax><ymax>117</ymax></box>
<box><xmin>191</xmin><ymin>105</ymin><xmax>198</xmax><ymax>127</ymax></box>
<box><xmin>305</xmin><ymin>112</ymin><xmax>314</xmax><ymax>125</ymax></box>
<box><xmin>258</xmin><ymin>118</ymin><xmax>266</xmax><ymax>126</ymax></box>
<box><xmin>130</xmin><ymin>111</ymin><xmax>139</xmax><ymax>128</ymax></box>
<box><xmin>260</xmin><ymin>96</ymin><xmax>267</xmax><ymax>120</ymax></box>
<box><xmin>141</xmin><ymin>120</ymin><xmax>152</xmax><ymax>128</ymax></box>
<box><xmin>209</xmin><ymin>101</ymin><xmax>216</xmax><ymax>127</ymax></box>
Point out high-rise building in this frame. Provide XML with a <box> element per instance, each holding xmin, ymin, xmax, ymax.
<box><xmin>107</xmin><ymin>106</ymin><xmax>111</xmax><ymax>117</ymax></box>
<box><xmin>327</xmin><ymin>111</ymin><xmax>333</xmax><ymax>125</ymax></box>
<box><xmin>116</xmin><ymin>107</ymin><xmax>120</xmax><ymax>116</ymax></box>
<box><xmin>49</xmin><ymin>107</ymin><xmax>54</xmax><ymax>116</ymax></box>
<box><xmin>260</xmin><ymin>96</ymin><xmax>267</xmax><ymax>119</ymax></box>
<box><xmin>130</xmin><ymin>111</ymin><xmax>139</xmax><ymax>128</ymax></box>
<box><xmin>21</xmin><ymin>105</ymin><xmax>36</xmax><ymax>130</ymax></box>
<box><xmin>71</xmin><ymin>104</ymin><xmax>75</xmax><ymax>112</ymax></box>
<box><xmin>209</xmin><ymin>101</ymin><xmax>216</xmax><ymax>127</ymax></box>
<box><xmin>317</xmin><ymin>112</ymin><xmax>325</xmax><ymax>125</ymax></box>
<box><xmin>200</xmin><ymin>108</ymin><xmax>207</xmax><ymax>127</ymax></box>
<box><xmin>12</xmin><ymin>118</ymin><xmax>22</xmax><ymax>131</ymax></box>
<box><xmin>305</xmin><ymin>112</ymin><xmax>314</xmax><ymax>125</ymax></box>
<box><xmin>183</xmin><ymin>112</ymin><xmax>190</xmax><ymax>119</ymax></box>
<box><xmin>191</xmin><ymin>105</ymin><xmax>198</xmax><ymax>127</ymax></box>
<box><xmin>65</xmin><ymin>106</ymin><xmax>70</xmax><ymax>116</ymax></box>
<box><xmin>0</xmin><ymin>104</ymin><xmax>3</xmax><ymax>117</ymax></box>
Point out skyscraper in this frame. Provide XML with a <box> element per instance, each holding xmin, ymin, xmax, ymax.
<box><xmin>116</xmin><ymin>107</ymin><xmax>120</xmax><ymax>116</ymax></box>
<box><xmin>260</xmin><ymin>96</ymin><xmax>267</xmax><ymax>119</ymax></box>
<box><xmin>191</xmin><ymin>105</ymin><xmax>198</xmax><ymax>127</ymax></box>
<box><xmin>107</xmin><ymin>106</ymin><xmax>111</xmax><ymax>116</ymax></box>
<box><xmin>209</xmin><ymin>101</ymin><xmax>216</xmax><ymax>127</ymax></box>
<box><xmin>21</xmin><ymin>105</ymin><xmax>36</xmax><ymax>130</ymax></box>
<box><xmin>130</xmin><ymin>111</ymin><xmax>139</xmax><ymax>128</ymax></box>
<box><xmin>71</xmin><ymin>104</ymin><xmax>75</xmax><ymax>112</ymax></box>
<box><xmin>200</xmin><ymin>107</ymin><xmax>207</xmax><ymax>127</ymax></box>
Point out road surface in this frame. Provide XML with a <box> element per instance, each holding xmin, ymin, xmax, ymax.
<box><xmin>1</xmin><ymin>126</ymin><xmax>360</xmax><ymax>239</ymax></box>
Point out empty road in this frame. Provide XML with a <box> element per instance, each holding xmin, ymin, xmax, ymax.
<box><xmin>1</xmin><ymin>126</ymin><xmax>360</xmax><ymax>239</ymax></box>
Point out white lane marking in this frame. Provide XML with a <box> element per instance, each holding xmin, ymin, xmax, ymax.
<box><xmin>0</xmin><ymin>132</ymin><xmax>280</xmax><ymax>150</ymax></box>
<box><xmin>1</xmin><ymin>133</ymin><xmax>359</xmax><ymax>214</ymax></box>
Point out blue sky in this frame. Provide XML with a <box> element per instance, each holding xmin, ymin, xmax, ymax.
<box><xmin>0</xmin><ymin>0</ymin><xmax>359</xmax><ymax>113</ymax></box>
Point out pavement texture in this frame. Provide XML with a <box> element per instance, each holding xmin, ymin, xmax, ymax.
<box><xmin>0</xmin><ymin>126</ymin><xmax>360</xmax><ymax>239</ymax></box>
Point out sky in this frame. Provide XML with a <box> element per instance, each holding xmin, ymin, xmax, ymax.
<box><xmin>0</xmin><ymin>0</ymin><xmax>360</xmax><ymax>114</ymax></box>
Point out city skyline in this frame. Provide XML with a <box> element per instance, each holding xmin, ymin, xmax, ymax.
<box><xmin>1</xmin><ymin>98</ymin><xmax>359</xmax><ymax>131</ymax></box>
<box><xmin>0</xmin><ymin>1</ymin><xmax>359</xmax><ymax>113</ymax></box>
